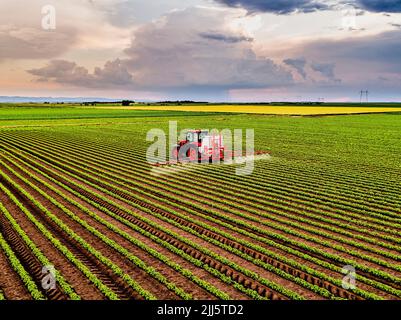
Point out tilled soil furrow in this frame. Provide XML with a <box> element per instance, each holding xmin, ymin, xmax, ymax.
<box><xmin>7</xmin><ymin>146</ymin><xmax>360</xmax><ymax>300</ymax></box>
<box><xmin>12</xmin><ymin>152</ymin><xmax>287</xmax><ymax>300</ymax></box>
<box><xmin>0</xmin><ymin>172</ymin><xmax>142</xmax><ymax>301</ymax></box>
<box><xmin>0</xmin><ymin>199</ymin><xmax>67</xmax><ymax>300</ymax></box>
<box><xmin>2</xmin><ymin>133</ymin><xmax>399</xmax><ymax>300</ymax></box>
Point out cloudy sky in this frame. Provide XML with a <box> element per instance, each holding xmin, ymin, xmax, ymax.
<box><xmin>1</xmin><ymin>0</ymin><xmax>401</xmax><ymax>102</ymax></box>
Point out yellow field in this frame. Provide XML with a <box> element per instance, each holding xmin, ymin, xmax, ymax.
<box><xmin>97</xmin><ymin>105</ymin><xmax>401</xmax><ymax>115</ymax></box>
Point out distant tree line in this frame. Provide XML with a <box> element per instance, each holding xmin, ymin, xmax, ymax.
<box><xmin>77</xmin><ymin>101</ymin><xmax>135</xmax><ymax>106</ymax></box>
<box><xmin>122</xmin><ymin>100</ymin><xmax>134</xmax><ymax>106</ymax></box>
<box><xmin>153</xmin><ymin>100</ymin><xmax>208</xmax><ymax>105</ymax></box>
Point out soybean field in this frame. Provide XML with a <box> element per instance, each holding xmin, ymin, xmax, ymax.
<box><xmin>0</xmin><ymin>105</ymin><xmax>401</xmax><ymax>300</ymax></box>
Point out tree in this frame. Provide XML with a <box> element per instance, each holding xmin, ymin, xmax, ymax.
<box><xmin>122</xmin><ymin>100</ymin><xmax>133</xmax><ymax>106</ymax></box>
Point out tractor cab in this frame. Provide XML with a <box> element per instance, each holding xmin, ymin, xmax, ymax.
<box><xmin>185</xmin><ymin>130</ymin><xmax>209</xmax><ymax>145</ymax></box>
<box><xmin>173</xmin><ymin>129</ymin><xmax>225</xmax><ymax>163</ymax></box>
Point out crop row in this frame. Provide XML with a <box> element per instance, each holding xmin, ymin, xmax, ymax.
<box><xmin>1</xmin><ymin>131</ymin><xmax>398</xmax><ymax>298</ymax></box>
<box><xmin>0</xmin><ymin>195</ymin><xmax>80</xmax><ymax>300</ymax></box>
<box><xmin>249</xmin><ymin>163</ymin><xmax>401</xmax><ymax>210</ymax></box>
<box><xmin>53</xmin><ymin>141</ymin><xmax>401</xmax><ymax>252</ymax></box>
<box><xmin>11</xmin><ymin>152</ymin><xmax>341</xmax><ymax>300</ymax></box>
<box><xmin>14</xmin><ymin>130</ymin><xmax>401</xmax><ymax>211</ymax></box>
<box><xmin>0</xmin><ymin>225</ymin><xmax>44</xmax><ymax>300</ymax></box>
<box><xmin>20</xmin><ymin>132</ymin><xmax>401</xmax><ymax>237</ymax></box>
<box><xmin>13</xmin><ymin>139</ymin><xmax>401</xmax><ymax>274</ymax></box>
<box><xmin>0</xmin><ymin>158</ymin><xmax>244</xmax><ymax>300</ymax></box>
<box><xmin>7</xmin><ymin>130</ymin><xmax>399</xmax><ymax>241</ymax></box>
<box><xmin>36</xmin><ymin>153</ymin><xmax>401</xmax><ymax>292</ymax></box>
<box><xmin>49</xmin><ymin>128</ymin><xmax>401</xmax><ymax>199</ymax></box>
<box><xmin>5</xmin><ymin>147</ymin><xmax>395</xmax><ymax>299</ymax></box>
<box><xmin>11</xmin><ymin>131</ymin><xmax>401</xmax><ymax>233</ymax></box>
<box><xmin>0</xmin><ymin>166</ymin><xmax>158</xmax><ymax>300</ymax></box>
<box><xmin>256</xmin><ymin>140</ymin><xmax>401</xmax><ymax>189</ymax></box>
<box><xmin>3</xmin><ymin>136</ymin><xmax>401</xmax><ymax>267</ymax></box>
<box><xmin>2</xmin><ymin>152</ymin><xmax>299</xmax><ymax>300</ymax></box>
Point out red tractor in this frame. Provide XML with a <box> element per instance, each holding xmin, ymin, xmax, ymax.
<box><xmin>172</xmin><ymin>130</ymin><xmax>224</xmax><ymax>163</ymax></box>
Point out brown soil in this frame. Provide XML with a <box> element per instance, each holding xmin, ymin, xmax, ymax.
<box><xmin>0</xmin><ymin>244</ymin><xmax>32</xmax><ymax>300</ymax></box>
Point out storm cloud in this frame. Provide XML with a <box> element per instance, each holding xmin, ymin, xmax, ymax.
<box><xmin>299</xmin><ymin>30</ymin><xmax>401</xmax><ymax>74</ymax></box>
<box><xmin>311</xmin><ymin>62</ymin><xmax>339</xmax><ymax>81</ymax></box>
<box><xmin>28</xmin><ymin>59</ymin><xmax>134</xmax><ymax>88</ymax></box>
<box><xmin>0</xmin><ymin>26</ymin><xmax>76</xmax><ymax>61</ymax></box>
<box><xmin>123</xmin><ymin>7</ymin><xmax>293</xmax><ymax>90</ymax></box>
<box><xmin>214</xmin><ymin>0</ymin><xmax>331</xmax><ymax>14</ymax></box>
<box><xmin>283</xmin><ymin>58</ymin><xmax>307</xmax><ymax>79</ymax></box>
<box><xmin>215</xmin><ymin>0</ymin><xmax>401</xmax><ymax>14</ymax></box>
<box><xmin>199</xmin><ymin>32</ymin><xmax>253</xmax><ymax>43</ymax></box>
<box><xmin>356</xmin><ymin>0</ymin><xmax>401</xmax><ymax>13</ymax></box>
<box><xmin>2</xmin><ymin>0</ymin><xmax>401</xmax><ymax>101</ymax></box>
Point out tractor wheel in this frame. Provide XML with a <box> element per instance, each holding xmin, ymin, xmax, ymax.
<box><xmin>178</xmin><ymin>144</ymin><xmax>198</xmax><ymax>163</ymax></box>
